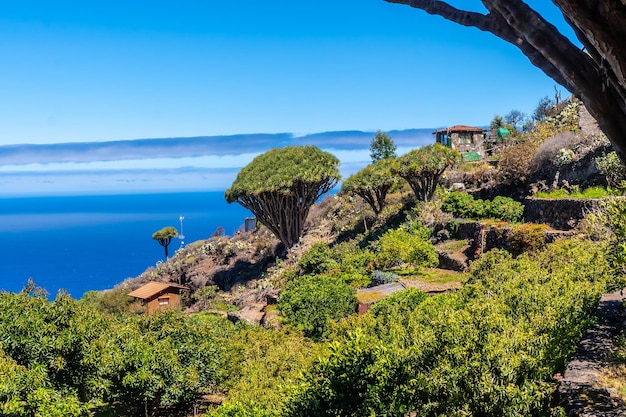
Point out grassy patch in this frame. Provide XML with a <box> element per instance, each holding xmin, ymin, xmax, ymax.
<box><xmin>398</xmin><ymin>268</ymin><xmax>465</xmax><ymax>285</ymax></box>
<box><xmin>356</xmin><ymin>291</ymin><xmax>386</xmax><ymax>304</ymax></box>
<box><xmin>438</xmin><ymin>239</ymin><xmax>468</xmax><ymax>252</ymax></box>
<box><xmin>535</xmin><ymin>186</ymin><xmax>618</xmax><ymax>199</ymax></box>
<box><xmin>418</xmin><ymin>268</ymin><xmax>465</xmax><ymax>284</ymax></box>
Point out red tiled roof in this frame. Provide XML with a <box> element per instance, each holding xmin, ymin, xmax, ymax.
<box><xmin>128</xmin><ymin>282</ymin><xmax>188</xmax><ymax>300</ymax></box>
<box><xmin>433</xmin><ymin>125</ymin><xmax>486</xmax><ymax>134</ymax></box>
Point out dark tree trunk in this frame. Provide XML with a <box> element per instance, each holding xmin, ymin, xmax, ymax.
<box><xmin>158</xmin><ymin>237</ymin><xmax>171</xmax><ymax>259</ymax></box>
<box><xmin>384</xmin><ymin>0</ymin><xmax>626</xmax><ymax>162</ymax></box>
<box><xmin>236</xmin><ymin>177</ymin><xmax>337</xmax><ymax>249</ymax></box>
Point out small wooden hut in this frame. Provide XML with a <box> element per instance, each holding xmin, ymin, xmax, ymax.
<box><xmin>434</xmin><ymin>125</ymin><xmax>487</xmax><ymax>159</ymax></box>
<box><xmin>128</xmin><ymin>282</ymin><xmax>189</xmax><ymax>314</ymax></box>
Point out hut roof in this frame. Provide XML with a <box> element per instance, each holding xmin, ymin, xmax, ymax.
<box><xmin>433</xmin><ymin>125</ymin><xmax>486</xmax><ymax>134</ymax></box>
<box><xmin>128</xmin><ymin>282</ymin><xmax>188</xmax><ymax>300</ymax></box>
<box><xmin>356</xmin><ymin>282</ymin><xmax>406</xmax><ymax>304</ymax></box>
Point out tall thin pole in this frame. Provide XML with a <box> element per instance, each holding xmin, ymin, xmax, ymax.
<box><xmin>179</xmin><ymin>216</ymin><xmax>185</xmax><ymax>247</ymax></box>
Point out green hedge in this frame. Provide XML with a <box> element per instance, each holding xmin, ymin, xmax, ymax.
<box><xmin>442</xmin><ymin>191</ymin><xmax>524</xmax><ymax>222</ymax></box>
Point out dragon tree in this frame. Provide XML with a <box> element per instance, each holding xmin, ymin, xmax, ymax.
<box><xmin>393</xmin><ymin>143</ymin><xmax>461</xmax><ymax>202</ymax></box>
<box><xmin>152</xmin><ymin>226</ymin><xmax>178</xmax><ymax>259</ymax></box>
<box><xmin>342</xmin><ymin>158</ymin><xmax>398</xmax><ymax>215</ymax></box>
<box><xmin>225</xmin><ymin>145</ymin><xmax>340</xmax><ymax>249</ymax></box>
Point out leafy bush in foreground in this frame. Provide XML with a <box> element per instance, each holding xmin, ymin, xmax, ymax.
<box><xmin>596</xmin><ymin>151</ymin><xmax>626</xmax><ymax>189</ymax></box>
<box><xmin>508</xmin><ymin>222</ymin><xmax>549</xmax><ymax>255</ymax></box>
<box><xmin>212</xmin><ymin>327</ymin><xmax>319</xmax><ymax>416</ymax></box>
<box><xmin>298</xmin><ymin>242</ymin><xmax>338</xmax><ymax>275</ymax></box>
<box><xmin>282</xmin><ymin>239</ymin><xmax>610</xmax><ymax>417</ymax></box>
<box><xmin>278</xmin><ymin>275</ymin><xmax>357</xmax><ymax>339</ymax></box>
<box><xmin>0</xmin><ymin>284</ymin><xmax>236</xmax><ymax>416</ymax></box>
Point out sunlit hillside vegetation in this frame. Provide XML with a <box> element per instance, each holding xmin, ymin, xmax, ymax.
<box><xmin>2</xmin><ymin>96</ymin><xmax>626</xmax><ymax>416</ymax></box>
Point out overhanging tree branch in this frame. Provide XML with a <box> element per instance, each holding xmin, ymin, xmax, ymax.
<box><xmin>384</xmin><ymin>0</ymin><xmax>626</xmax><ymax>162</ymax></box>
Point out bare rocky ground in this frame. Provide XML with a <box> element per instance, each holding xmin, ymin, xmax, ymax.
<box><xmin>558</xmin><ymin>290</ymin><xmax>626</xmax><ymax>416</ymax></box>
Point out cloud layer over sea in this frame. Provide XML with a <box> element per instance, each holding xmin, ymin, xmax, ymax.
<box><xmin>0</xmin><ymin>129</ymin><xmax>434</xmax><ymax>196</ymax></box>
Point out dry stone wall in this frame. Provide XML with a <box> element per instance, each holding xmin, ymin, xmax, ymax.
<box><xmin>523</xmin><ymin>197</ymin><xmax>604</xmax><ymax>230</ymax></box>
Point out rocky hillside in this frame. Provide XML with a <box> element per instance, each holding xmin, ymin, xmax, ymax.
<box><xmin>120</xmin><ymin>191</ymin><xmax>377</xmax><ymax>313</ymax></box>
<box><xmin>119</xmin><ymin>97</ymin><xmax>617</xmax><ymax>315</ymax></box>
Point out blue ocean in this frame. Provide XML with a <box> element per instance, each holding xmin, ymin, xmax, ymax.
<box><xmin>0</xmin><ymin>192</ymin><xmax>251</xmax><ymax>298</ymax></box>
<box><xmin>0</xmin><ymin>129</ymin><xmax>434</xmax><ymax>298</ymax></box>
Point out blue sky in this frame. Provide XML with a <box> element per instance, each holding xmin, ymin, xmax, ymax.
<box><xmin>0</xmin><ymin>1</ymin><xmax>575</xmax><ymax>195</ymax></box>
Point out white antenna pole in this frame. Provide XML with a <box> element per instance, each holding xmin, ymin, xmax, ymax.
<box><xmin>179</xmin><ymin>216</ymin><xmax>185</xmax><ymax>247</ymax></box>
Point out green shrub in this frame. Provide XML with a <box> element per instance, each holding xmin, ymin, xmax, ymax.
<box><xmin>213</xmin><ymin>327</ymin><xmax>317</xmax><ymax>416</ymax></box>
<box><xmin>374</xmin><ymin>228</ymin><xmax>438</xmax><ymax>271</ymax></box>
<box><xmin>488</xmin><ymin>195</ymin><xmax>525</xmax><ymax>222</ymax></box>
<box><xmin>298</xmin><ymin>243</ymin><xmax>338</xmax><ymax>275</ymax></box>
<box><xmin>80</xmin><ymin>287</ymin><xmax>134</xmax><ymax>315</ymax></box>
<box><xmin>278</xmin><ymin>275</ymin><xmax>357</xmax><ymax>339</ymax></box>
<box><xmin>596</xmin><ymin>151</ymin><xmax>626</xmax><ymax>189</ymax></box>
<box><xmin>368</xmin><ymin>288</ymin><xmax>428</xmax><ymax>321</ymax></box>
<box><xmin>592</xmin><ymin>198</ymin><xmax>626</xmax><ymax>290</ymax></box>
<box><xmin>442</xmin><ymin>191</ymin><xmax>523</xmax><ymax>222</ymax></box>
<box><xmin>332</xmin><ymin>241</ymin><xmax>376</xmax><ymax>272</ymax></box>
<box><xmin>441</xmin><ymin>191</ymin><xmax>484</xmax><ymax>218</ymax></box>
<box><xmin>508</xmin><ymin>223</ymin><xmax>549</xmax><ymax>255</ymax></box>
<box><xmin>298</xmin><ymin>241</ymin><xmax>376</xmax><ymax>288</ymax></box>
<box><xmin>0</xmin><ymin>285</ymin><xmax>237</xmax><ymax>416</ymax></box>
<box><xmin>400</xmin><ymin>211</ymin><xmax>435</xmax><ymax>239</ymax></box>
<box><xmin>283</xmin><ymin>239</ymin><xmax>610</xmax><ymax>417</ymax></box>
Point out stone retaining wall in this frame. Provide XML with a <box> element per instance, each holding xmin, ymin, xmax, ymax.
<box><xmin>557</xmin><ymin>290</ymin><xmax>626</xmax><ymax>416</ymax></box>
<box><xmin>523</xmin><ymin>197</ymin><xmax>604</xmax><ymax>230</ymax></box>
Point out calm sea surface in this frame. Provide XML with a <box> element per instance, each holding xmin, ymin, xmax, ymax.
<box><xmin>0</xmin><ymin>192</ymin><xmax>251</xmax><ymax>298</ymax></box>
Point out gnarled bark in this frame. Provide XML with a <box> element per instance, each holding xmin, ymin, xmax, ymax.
<box><xmin>385</xmin><ymin>0</ymin><xmax>626</xmax><ymax>162</ymax></box>
<box><xmin>234</xmin><ymin>178</ymin><xmax>336</xmax><ymax>249</ymax></box>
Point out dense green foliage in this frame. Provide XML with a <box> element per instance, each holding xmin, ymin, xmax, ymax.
<box><xmin>0</xmin><ymin>283</ymin><xmax>236</xmax><ymax>416</ymax></box>
<box><xmin>297</xmin><ymin>241</ymin><xmax>376</xmax><ymax>288</ymax></box>
<box><xmin>342</xmin><ymin>158</ymin><xmax>398</xmax><ymax>215</ymax></box>
<box><xmin>373</xmin><ymin>228</ymin><xmax>438</xmax><ymax>271</ymax></box>
<box><xmin>210</xmin><ymin>327</ymin><xmax>319</xmax><ymax>416</ymax></box>
<box><xmin>508</xmin><ymin>223</ymin><xmax>549</xmax><ymax>255</ymax></box>
<box><xmin>225</xmin><ymin>146</ymin><xmax>340</xmax><ymax>248</ymax></box>
<box><xmin>370</xmin><ymin>131</ymin><xmax>397</xmax><ymax>162</ymax></box>
<box><xmin>278</xmin><ymin>275</ymin><xmax>357</xmax><ymax>340</ymax></box>
<box><xmin>283</xmin><ymin>239</ymin><xmax>611</xmax><ymax>416</ymax></box>
<box><xmin>298</xmin><ymin>242</ymin><xmax>339</xmax><ymax>275</ymax></box>
<box><xmin>593</xmin><ymin>198</ymin><xmax>626</xmax><ymax>290</ymax></box>
<box><xmin>81</xmin><ymin>287</ymin><xmax>135</xmax><ymax>315</ymax></box>
<box><xmin>393</xmin><ymin>144</ymin><xmax>461</xmax><ymax>202</ymax></box>
<box><xmin>442</xmin><ymin>191</ymin><xmax>524</xmax><ymax>222</ymax></box>
<box><xmin>5</xmin><ymin>144</ymin><xmax>625</xmax><ymax>417</ymax></box>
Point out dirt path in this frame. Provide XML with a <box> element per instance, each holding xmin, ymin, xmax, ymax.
<box><xmin>558</xmin><ymin>290</ymin><xmax>626</xmax><ymax>416</ymax></box>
